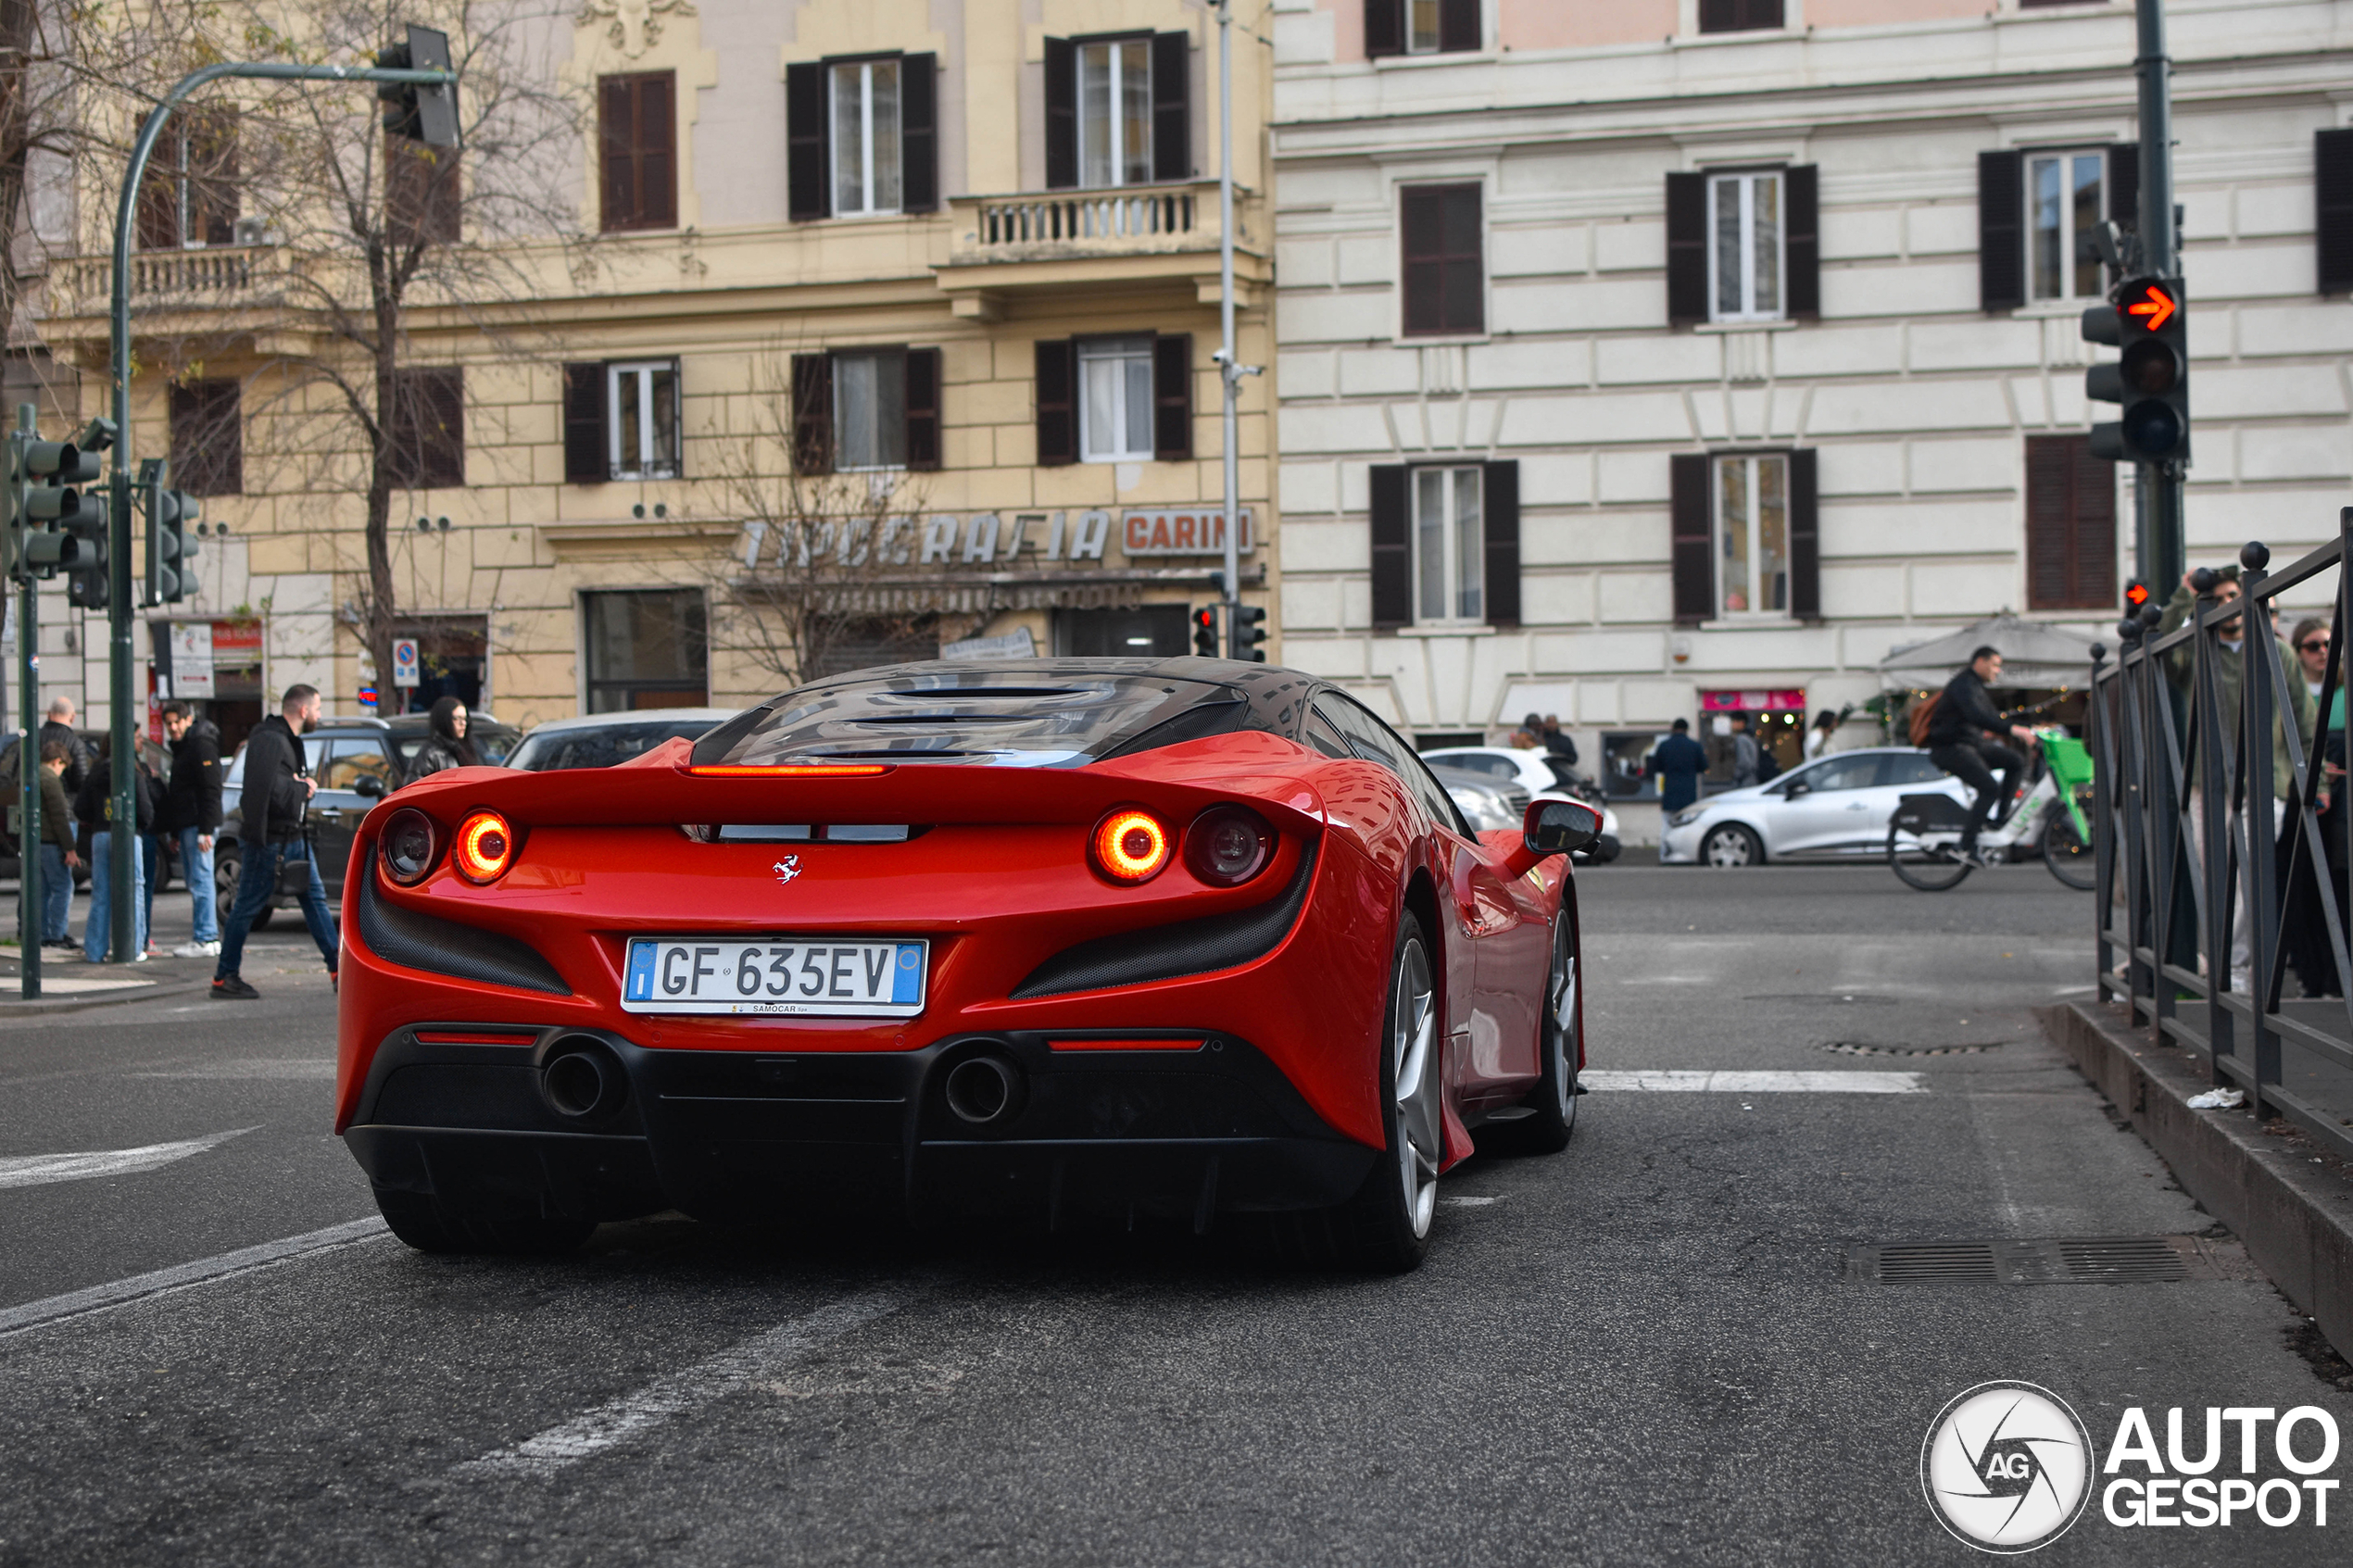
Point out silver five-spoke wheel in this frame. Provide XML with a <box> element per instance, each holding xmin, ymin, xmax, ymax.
<box><xmin>1391</xmin><ymin>935</ymin><xmax>1441</xmax><ymax>1240</ymax></box>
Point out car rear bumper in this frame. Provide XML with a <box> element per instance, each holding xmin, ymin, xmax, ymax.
<box><xmin>343</xmin><ymin>1023</ymin><xmax>1378</xmax><ymax>1227</ymax></box>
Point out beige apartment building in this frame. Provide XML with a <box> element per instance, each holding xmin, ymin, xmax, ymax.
<box><xmin>27</xmin><ymin>1</ymin><xmax>1275</xmax><ymax>747</ymax></box>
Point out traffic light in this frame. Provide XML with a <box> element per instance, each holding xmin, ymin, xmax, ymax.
<box><xmin>2084</xmin><ymin>276</ymin><xmax>2188</xmax><ymax>465</ymax></box>
<box><xmin>378</xmin><ymin>25</ymin><xmax>460</xmax><ymax>148</ymax></box>
<box><xmin>62</xmin><ymin>485</ymin><xmax>107</xmax><ymax>608</ymax></box>
<box><xmin>138</xmin><ymin>458</ymin><xmax>199</xmax><ymax>605</ymax></box>
<box><xmin>1192</xmin><ymin>603</ymin><xmax>1219</xmax><ymax>656</ymax></box>
<box><xmin>2123</xmin><ymin>579</ymin><xmax>2152</xmax><ymax>613</ymax></box>
<box><xmin>1231</xmin><ymin>603</ymin><xmax>1267</xmax><ymax>662</ymax></box>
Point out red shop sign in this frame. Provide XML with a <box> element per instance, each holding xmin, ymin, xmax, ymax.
<box><xmin>1701</xmin><ymin>689</ymin><xmax>1806</xmax><ymax>711</ymax></box>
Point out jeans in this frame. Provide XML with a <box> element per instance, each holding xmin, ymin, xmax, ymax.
<box><xmin>175</xmin><ymin>826</ymin><xmax>219</xmax><ymax>943</ymax></box>
<box><xmin>1930</xmin><ymin>740</ymin><xmax>2023</xmax><ymax>848</ymax></box>
<box><xmin>84</xmin><ymin>830</ymin><xmax>147</xmax><ymax>963</ymax></box>
<box><xmin>37</xmin><ymin>843</ymin><xmax>71</xmax><ymax>943</ymax></box>
<box><xmin>217</xmin><ymin>837</ymin><xmax>338</xmax><ymax>982</ymax></box>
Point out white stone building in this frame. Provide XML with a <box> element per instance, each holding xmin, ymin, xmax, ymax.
<box><xmin>1268</xmin><ymin>0</ymin><xmax>2353</xmax><ymax>835</ymax></box>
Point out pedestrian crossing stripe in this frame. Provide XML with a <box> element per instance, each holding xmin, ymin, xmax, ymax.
<box><xmin>1581</xmin><ymin>1070</ymin><xmax>1927</xmax><ymax>1094</ymax></box>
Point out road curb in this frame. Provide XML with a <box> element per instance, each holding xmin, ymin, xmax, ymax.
<box><xmin>0</xmin><ymin>977</ymin><xmax>211</xmax><ymax>1015</ymax></box>
<box><xmin>2040</xmin><ymin>999</ymin><xmax>2353</xmax><ymax>1365</ymax></box>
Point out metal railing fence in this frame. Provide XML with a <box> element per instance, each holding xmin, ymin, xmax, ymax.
<box><xmin>2093</xmin><ymin>514</ymin><xmax>2353</xmax><ymax>1162</ymax></box>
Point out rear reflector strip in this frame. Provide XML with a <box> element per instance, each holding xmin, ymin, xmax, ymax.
<box><xmin>687</xmin><ymin>764</ymin><xmax>889</xmax><ymax>778</ymax></box>
<box><xmin>412</xmin><ymin>1030</ymin><xmax>540</xmax><ymax>1047</ymax></box>
<box><xmin>1048</xmin><ymin>1038</ymin><xmax>1206</xmax><ymax>1053</ymax></box>
<box><xmin>714</xmin><ymin>823</ymin><xmax>912</xmax><ymax>843</ymax></box>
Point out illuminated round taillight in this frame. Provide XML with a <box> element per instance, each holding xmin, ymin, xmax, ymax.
<box><xmin>453</xmin><ymin>809</ymin><xmax>516</xmax><ymax>884</ymax></box>
<box><xmin>380</xmin><ymin>808</ymin><xmax>440</xmax><ymax>885</ymax></box>
<box><xmin>1090</xmin><ymin>809</ymin><xmax>1170</xmax><ymax>884</ymax></box>
<box><xmin>1185</xmin><ymin>806</ymin><xmax>1274</xmax><ymax>886</ymax></box>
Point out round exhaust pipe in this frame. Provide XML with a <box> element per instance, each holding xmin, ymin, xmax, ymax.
<box><xmin>943</xmin><ymin>1054</ymin><xmax>1026</xmax><ymax>1127</ymax></box>
<box><xmin>540</xmin><ymin>1036</ymin><xmax>629</xmax><ymax>1122</ymax></box>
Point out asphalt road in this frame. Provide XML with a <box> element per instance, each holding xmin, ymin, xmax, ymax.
<box><xmin>0</xmin><ymin>863</ymin><xmax>2347</xmax><ymax>1565</ymax></box>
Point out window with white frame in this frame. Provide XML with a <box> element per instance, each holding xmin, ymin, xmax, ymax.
<box><xmin>830</xmin><ymin>58</ymin><xmax>902</xmax><ymax>216</ymax></box>
<box><xmin>1716</xmin><ymin>454</ymin><xmax>1789</xmax><ymax>617</ymax></box>
<box><xmin>1077</xmin><ymin>336</ymin><xmax>1153</xmax><ymax>462</ymax></box>
<box><xmin>833</xmin><ymin>350</ymin><xmax>908</xmax><ymax>469</ymax></box>
<box><xmin>607</xmin><ymin>361</ymin><xmax>680</xmax><ymax>480</ymax></box>
<box><xmin>1707</xmin><ymin>171</ymin><xmax>1783</xmax><ymax>323</ymax></box>
<box><xmin>2028</xmin><ymin>149</ymin><xmax>2105</xmax><ymax>303</ymax></box>
<box><xmin>1414</xmin><ymin>465</ymin><xmax>1483</xmax><ymax>623</ymax></box>
<box><xmin>1078</xmin><ymin>38</ymin><xmax>1151</xmax><ymax>188</ymax></box>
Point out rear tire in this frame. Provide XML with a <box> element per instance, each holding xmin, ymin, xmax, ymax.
<box><xmin>2041</xmin><ymin>809</ymin><xmax>2095</xmax><ymax>890</ymax></box>
<box><xmin>371</xmin><ymin>1185</ymin><xmax>595</xmax><ymax>1256</ymax></box>
<box><xmin>1493</xmin><ymin>919</ymin><xmax>1579</xmax><ymax>1155</ymax></box>
<box><xmin>1258</xmin><ymin>914</ymin><xmax>1441</xmax><ymax>1273</ymax></box>
<box><xmin>1887</xmin><ymin>826</ymin><xmax>1972</xmax><ymax>891</ymax></box>
<box><xmin>1700</xmin><ymin>823</ymin><xmax>1763</xmax><ymax>868</ymax></box>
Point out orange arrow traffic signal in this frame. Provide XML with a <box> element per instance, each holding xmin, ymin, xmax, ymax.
<box><xmin>2126</xmin><ymin>283</ymin><xmax>2177</xmax><ymax>332</ymax></box>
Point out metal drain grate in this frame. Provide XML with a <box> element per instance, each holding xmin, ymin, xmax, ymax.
<box><xmin>1822</xmin><ymin>1040</ymin><xmax>2007</xmax><ymax>1058</ymax></box>
<box><xmin>1847</xmin><ymin>1235</ymin><xmax>2259</xmax><ymax>1285</ymax></box>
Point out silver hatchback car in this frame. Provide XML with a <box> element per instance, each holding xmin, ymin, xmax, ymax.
<box><xmin>1657</xmin><ymin>747</ymin><xmax>1972</xmax><ymax>867</ymax></box>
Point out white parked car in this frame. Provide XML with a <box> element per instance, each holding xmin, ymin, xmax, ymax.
<box><xmin>1657</xmin><ymin>747</ymin><xmax>1972</xmax><ymax>867</ymax></box>
<box><xmin>1422</xmin><ymin>745</ymin><xmax>1624</xmax><ymax>863</ymax></box>
<box><xmin>508</xmin><ymin>709</ymin><xmax>740</xmax><ymax>771</ymax></box>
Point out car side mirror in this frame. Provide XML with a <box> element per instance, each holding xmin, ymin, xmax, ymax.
<box><xmin>352</xmin><ymin>775</ymin><xmax>384</xmax><ymax>797</ymax></box>
<box><xmin>1782</xmin><ymin>780</ymin><xmax>1810</xmax><ymax>797</ymax></box>
<box><xmin>1505</xmin><ymin>798</ymin><xmax>1602</xmax><ymax>876</ymax></box>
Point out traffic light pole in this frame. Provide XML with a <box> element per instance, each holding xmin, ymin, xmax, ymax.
<box><xmin>103</xmin><ymin>57</ymin><xmax>453</xmax><ymax>962</ymax></box>
<box><xmin>2135</xmin><ymin>0</ymin><xmax>2184</xmax><ymax>593</ymax></box>
<box><xmin>1215</xmin><ymin>1</ymin><xmax>1242</xmax><ymax>657</ymax></box>
<box><xmin>15</xmin><ymin>406</ymin><xmax>41</xmax><ymax>999</ymax></box>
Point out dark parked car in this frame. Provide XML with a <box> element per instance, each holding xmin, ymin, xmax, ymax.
<box><xmin>216</xmin><ymin>712</ymin><xmax>519</xmax><ymax>928</ymax></box>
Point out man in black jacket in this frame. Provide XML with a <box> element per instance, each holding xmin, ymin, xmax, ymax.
<box><xmin>1925</xmin><ymin>646</ymin><xmax>2039</xmax><ymax>862</ymax></box>
<box><xmin>157</xmin><ymin>701</ymin><xmax>225</xmax><ymax>957</ymax></box>
<box><xmin>213</xmin><ymin>684</ymin><xmax>337</xmax><ymax>999</ymax></box>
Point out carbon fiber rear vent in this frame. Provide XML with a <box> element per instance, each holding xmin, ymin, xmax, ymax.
<box><xmin>355</xmin><ymin>872</ymin><xmax>572</xmax><ymax>997</ymax></box>
<box><xmin>1012</xmin><ymin>843</ymin><xmax>1317</xmax><ymax>999</ymax></box>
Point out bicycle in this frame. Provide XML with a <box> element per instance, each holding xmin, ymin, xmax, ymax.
<box><xmin>1887</xmin><ymin>728</ymin><xmax>2096</xmax><ymax>891</ymax></box>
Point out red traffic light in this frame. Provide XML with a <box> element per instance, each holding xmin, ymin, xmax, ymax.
<box><xmin>2123</xmin><ymin>580</ymin><xmax>2151</xmax><ymax>608</ymax></box>
<box><xmin>2124</xmin><ymin>282</ymin><xmax>2177</xmax><ymax>332</ymax></box>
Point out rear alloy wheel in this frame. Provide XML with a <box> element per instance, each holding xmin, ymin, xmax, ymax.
<box><xmin>371</xmin><ymin>1185</ymin><xmax>595</xmax><ymax>1255</ymax></box>
<box><xmin>1497</xmin><ymin>919</ymin><xmax>1580</xmax><ymax>1154</ymax></box>
<box><xmin>1700</xmin><ymin>823</ymin><xmax>1763</xmax><ymax>868</ymax></box>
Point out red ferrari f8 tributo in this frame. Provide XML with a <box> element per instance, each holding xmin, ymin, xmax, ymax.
<box><xmin>336</xmin><ymin>659</ymin><xmax>1597</xmax><ymax>1269</ymax></box>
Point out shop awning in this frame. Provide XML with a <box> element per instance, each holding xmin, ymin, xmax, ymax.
<box><xmin>1876</xmin><ymin>615</ymin><xmax>2108</xmax><ymax>689</ymax></box>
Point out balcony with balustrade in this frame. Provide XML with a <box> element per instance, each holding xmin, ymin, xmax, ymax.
<box><xmin>934</xmin><ymin>178</ymin><xmax>1267</xmax><ymax>320</ymax></box>
<box><xmin>40</xmin><ymin>244</ymin><xmax>301</xmax><ymax>349</ymax></box>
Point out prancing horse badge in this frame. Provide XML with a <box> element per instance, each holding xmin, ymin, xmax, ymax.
<box><xmin>772</xmin><ymin>856</ymin><xmax>802</xmax><ymax>886</ymax></box>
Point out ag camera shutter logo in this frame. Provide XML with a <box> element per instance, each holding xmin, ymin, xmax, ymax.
<box><xmin>1920</xmin><ymin>1382</ymin><xmax>2094</xmax><ymax>1552</ymax></box>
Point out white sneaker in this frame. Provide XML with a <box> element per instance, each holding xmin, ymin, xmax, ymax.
<box><xmin>173</xmin><ymin>940</ymin><xmax>221</xmax><ymax>958</ymax></box>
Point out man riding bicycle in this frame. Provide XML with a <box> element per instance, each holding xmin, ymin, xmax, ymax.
<box><xmin>1922</xmin><ymin>646</ymin><xmax>2039</xmax><ymax>867</ymax></box>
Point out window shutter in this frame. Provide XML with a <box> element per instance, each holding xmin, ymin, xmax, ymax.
<box><xmin>1364</xmin><ymin>0</ymin><xmax>1403</xmax><ymax>59</ymax></box>
<box><xmin>1670</xmin><ymin>453</ymin><xmax>1713</xmax><ymax>626</ymax></box>
<box><xmin>639</xmin><ymin>74</ymin><xmax>676</xmax><ymax>229</ymax></box>
<box><xmin>600</xmin><ymin>73</ymin><xmax>676</xmax><ymax>232</ymax></box>
<box><xmin>136</xmin><ymin>130</ymin><xmax>180</xmax><ymax>249</ymax></box>
<box><xmin>900</xmin><ymin>54</ymin><xmax>937</xmax><ymax>213</ymax></box>
<box><xmin>1369</xmin><ymin>464</ymin><xmax>1410</xmax><ymax>631</ymax></box>
<box><xmin>1151</xmin><ymin>33</ymin><xmax>1189</xmax><ymax>183</ymax></box>
<box><xmin>1044</xmin><ymin>37</ymin><xmax>1077</xmax><ymax>191</ymax></box>
<box><xmin>599</xmin><ymin>76</ymin><xmax>635</xmax><ymax>231</ymax></box>
<box><xmin>1784</xmin><ymin>164</ymin><xmax>1819</xmax><ymax>320</ymax></box>
<box><xmin>187</xmin><ymin>110</ymin><xmax>240</xmax><ymax>247</ymax></box>
<box><xmin>1482</xmin><ymin>461</ymin><xmax>1520</xmax><ymax>628</ymax></box>
<box><xmin>1034</xmin><ymin>339</ymin><xmax>1076</xmax><ymax>466</ymax></box>
<box><xmin>2024</xmin><ymin>433</ymin><xmax>2116</xmax><ymax>610</ymax></box>
<box><xmin>1978</xmin><ymin>149</ymin><xmax>2024</xmax><ymax>314</ymax></box>
<box><xmin>791</xmin><ymin>352</ymin><xmax>834</xmax><ymax>476</ymax></box>
<box><xmin>388</xmin><ymin>368</ymin><xmax>465</xmax><ymax>490</ymax></box>
<box><xmin>1438</xmin><ymin>0</ymin><xmax>1480</xmax><ymax>52</ymax></box>
<box><xmin>786</xmin><ymin>61</ymin><xmax>829</xmax><ymax>221</ymax></box>
<box><xmin>562</xmin><ymin>363</ymin><xmax>609</xmax><ymax>483</ymax></box>
<box><xmin>1152</xmin><ymin>333</ymin><xmax>1192</xmax><ymax>462</ymax></box>
<box><xmin>904</xmin><ymin>347</ymin><xmax>942</xmax><ymax>471</ymax></box>
<box><xmin>1666</xmin><ymin>172</ymin><xmax>1707</xmax><ymax>328</ymax></box>
<box><xmin>2318</xmin><ymin>129</ymin><xmax>2353</xmax><ymax>295</ymax></box>
<box><xmin>1787</xmin><ymin>447</ymin><xmax>1819</xmax><ymax>620</ymax></box>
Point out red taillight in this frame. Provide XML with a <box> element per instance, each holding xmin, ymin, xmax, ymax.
<box><xmin>1049</xmin><ymin>1038</ymin><xmax>1205</xmax><ymax>1053</ymax></box>
<box><xmin>686</xmin><ymin>763</ymin><xmax>890</xmax><ymax>777</ymax></box>
<box><xmin>1184</xmin><ymin>806</ymin><xmax>1274</xmax><ymax>886</ymax></box>
<box><xmin>1090</xmin><ymin>809</ymin><xmax>1170</xmax><ymax>884</ymax></box>
<box><xmin>453</xmin><ymin>809</ymin><xmax>516</xmax><ymax>884</ymax></box>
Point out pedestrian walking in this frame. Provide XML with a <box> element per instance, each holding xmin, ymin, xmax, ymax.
<box><xmin>29</xmin><ymin>742</ymin><xmax>80</xmax><ymax>949</ymax></box>
<box><xmin>401</xmin><ymin>695</ymin><xmax>479</xmax><ymax>786</ymax></box>
<box><xmin>157</xmin><ymin>701</ymin><xmax>224</xmax><ymax>958</ymax></box>
<box><xmin>1538</xmin><ymin>714</ymin><xmax>1579</xmax><ymax>766</ymax></box>
<box><xmin>1922</xmin><ymin>646</ymin><xmax>2038</xmax><ymax>865</ymax></box>
<box><xmin>75</xmin><ymin>736</ymin><xmax>154</xmax><ymax>963</ymax></box>
<box><xmin>212</xmin><ymin>684</ymin><xmax>337</xmax><ymax>1000</ymax></box>
<box><xmin>1729</xmin><ymin>714</ymin><xmax>1761</xmax><ymax>788</ymax></box>
<box><xmin>1804</xmin><ymin>709</ymin><xmax>1841</xmax><ymax>760</ymax></box>
<box><xmin>1648</xmin><ymin>718</ymin><xmax>1708</xmax><ymax>815</ymax></box>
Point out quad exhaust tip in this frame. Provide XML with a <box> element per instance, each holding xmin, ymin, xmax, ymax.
<box><xmin>541</xmin><ymin>1036</ymin><xmax>630</xmax><ymax>1122</ymax></box>
<box><xmin>943</xmin><ymin>1053</ymin><xmax>1026</xmax><ymax>1126</ymax></box>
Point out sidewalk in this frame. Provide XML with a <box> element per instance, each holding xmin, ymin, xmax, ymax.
<box><xmin>0</xmin><ymin>872</ymin><xmax>335</xmax><ymax>1011</ymax></box>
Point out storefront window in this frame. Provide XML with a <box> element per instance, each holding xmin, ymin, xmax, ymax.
<box><xmin>1700</xmin><ymin>689</ymin><xmax>1806</xmax><ymax>784</ymax></box>
<box><xmin>584</xmin><ymin>589</ymin><xmax>708</xmax><ymax>711</ymax></box>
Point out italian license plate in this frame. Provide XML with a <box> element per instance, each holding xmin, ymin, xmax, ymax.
<box><xmin>620</xmin><ymin>938</ymin><xmax>928</xmax><ymax>1016</ymax></box>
